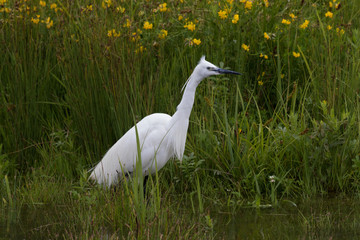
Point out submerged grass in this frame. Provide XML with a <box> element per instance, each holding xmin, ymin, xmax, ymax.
<box><xmin>1</xmin><ymin>0</ymin><xmax>360</xmax><ymax>238</ymax></box>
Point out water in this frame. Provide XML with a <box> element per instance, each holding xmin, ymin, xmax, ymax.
<box><xmin>216</xmin><ymin>197</ymin><xmax>360</xmax><ymax>239</ymax></box>
<box><xmin>1</xmin><ymin>196</ymin><xmax>360</xmax><ymax>239</ymax></box>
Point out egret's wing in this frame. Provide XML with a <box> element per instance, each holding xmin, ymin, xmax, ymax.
<box><xmin>89</xmin><ymin>113</ymin><xmax>171</xmax><ymax>187</ymax></box>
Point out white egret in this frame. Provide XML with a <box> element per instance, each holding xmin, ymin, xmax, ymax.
<box><xmin>89</xmin><ymin>56</ymin><xmax>241</xmax><ymax>188</ymax></box>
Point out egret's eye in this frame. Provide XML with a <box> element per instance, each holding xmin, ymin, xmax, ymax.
<box><xmin>207</xmin><ymin>67</ymin><xmax>214</xmax><ymax>71</ymax></box>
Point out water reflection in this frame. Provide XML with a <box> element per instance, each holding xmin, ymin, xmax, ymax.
<box><xmin>217</xmin><ymin>197</ymin><xmax>360</xmax><ymax>239</ymax></box>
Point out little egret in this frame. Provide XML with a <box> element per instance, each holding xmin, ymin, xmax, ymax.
<box><xmin>89</xmin><ymin>56</ymin><xmax>241</xmax><ymax>188</ymax></box>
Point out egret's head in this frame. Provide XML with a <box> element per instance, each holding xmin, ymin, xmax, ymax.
<box><xmin>195</xmin><ymin>56</ymin><xmax>241</xmax><ymax>78</ymax></box>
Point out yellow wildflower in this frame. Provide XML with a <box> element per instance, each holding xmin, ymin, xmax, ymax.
<box><xmin>43</xmin><ymin>17</ymin><xmax>53</xmax><ymax>28</ymax></box>
<box><xmin>123</xmin><ymin>19</ymin><xmax>131</xmax><ymax>28</ymax></box>
<box><xmin>300</xmin><ymin>20</ymin><xmax>309</xmax><ymax>29</ymax></box>
<box><xmin>50</xmin><ymin>3</ymin><xmax>57</xmax><ymax>9</ymax></box>
<box><xmin>258</xmin><ymin>80</ymin><xmax>264</xmax><ymax>86</ymax></box>
<box><xmin>232</xmin><ymin>14</ymin><xmax>239</xmax><ymax>24</ymax></box>
<box><xmin>191</xmin><ymin>38</ymin><xmax>201</xmax><ymax>46</ymax></box>
<box><xmin>329</xmin><ymin>2</ymin><xmax>333</xmax><ymax>8</ymax></box>
<box><xmin>39</xmin><ymin>0</ymin><xmax>46</xmax><ymax>7</ymax></box>
<box><xmin>31</xmin><ymin>17</ymin><xmax>40</xmax><ymax>24</ymax></box>
<box><xmin>159</xmin><ymin>3</ymin><xmax>167</xmax><ymax>12</ymax></box>
<box><xmin>86</xmin><ymin>5</ymin><xmax>93</xmax><ymax>12</ymax></box>
<box><xmin>108</xmin><ymin>29</ymin><xmax>120</xmax><ymax>38</ymax></box>
<box><xmin>289</xmin><ymin>13</ymin><xmax>297</xmax><ymax>20</ymax></box>
<box><xmin>218</xmin><ymin>10</ymin><xmax>228</xmax><ymax>19</ymax></box>
<box><xmin>336</xmin><ymin>28</ymin><xmax>345</xmax><ymax>35</ymax></box>
<box><xmin>242</xmin><ymin>43</ymin><xmax>250</xmax><ymax>51</ymax></box>
<box><xmin>143</xmin><ymin>21</ymin><xmax>153</xmax><ymax>30</ymax></box>
<box><xmin>135</xmin><ymin>45</ymin><xmax>146</xmax><ymax>54</ymax></box>
<box><xmin>293</xmin><ymin>52</ymin><xmax>300</xmax><ymax>58</ymax></box>
<box><xmin>184</xmin><ymin>21</ymin><xmax>196</xmax><ymax>31</ymax></box>
<box><xmin>116</xmin><ymin>6</ymin><xmax>125</xmax><ymax>13</ymax></box>
<box><xmin>264</xmin><ymin>32</ymin><xmax>270</xmax><ymax>40</ymax></box>
<box><xmin>244</xmin><ymin>1</ymin><xmax>252</xmax><ymax>10</ymax></box>
<box><xmin>131</xmin><ymin>32</ymin><xmax>140</xmax><ymax>41</ymax></box>
<box><xmin>158</xmin><ymin>29</ymin><xmax>168</xmax><ymax>39</ymax></box>
<box><xmin>102</xmin><ymin>0</ymin><xmax>112</xmax><ymax>9</ymax></box>
<box><xmin>264</xmin><ymin>0</ymin><xmax>269</xmax><ymax>7</ymax></box>
<box><xmin>264</xmin><ymin>55</ymin><xmax>268</xmax><ymax>59</ymax></box>
<box><xmin>327</xmin><ymin>25</ymin><xmax>332</xmax><ymax>30</ymax></box>
<box><xmin>325</xmin><ymin>11</ymin><xmax>333</xmax><ymax>18</ymax></box>
<box><xmin>282</xmin><ymin>19</ymin><xmax>291</xmax><ymax>25</ymax></box>
<box><xmin>193</xmin><ymin>39</ymin><xmax>201</xmax><ymax>45</ymax></box>
<box><xmin>178</xmin><ymin>15</ymin><xmax>183</xmax><ymax>21</ymax></box>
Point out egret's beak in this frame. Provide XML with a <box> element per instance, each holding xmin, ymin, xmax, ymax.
<box><xmin>216</xmin><ymin>68</ymin><xmax>242</xmax><ymax>75</ymax></box>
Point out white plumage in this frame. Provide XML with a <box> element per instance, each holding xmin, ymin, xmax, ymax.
<box><xmin>89</xmin><ymin>56</ymin><xmax>240</xmax><ymax>187</ymax></box>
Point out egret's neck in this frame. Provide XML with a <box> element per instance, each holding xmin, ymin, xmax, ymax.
<box><xmin>175</xmin><ymin>74</ymin><xmax>202</xmax><ymax>119</ymax></box>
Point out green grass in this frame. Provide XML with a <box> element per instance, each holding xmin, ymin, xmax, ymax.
<box><xmin>1</xmin><ymin>0</ymin><xmax>360</xmax><ymax>238</ymax></box>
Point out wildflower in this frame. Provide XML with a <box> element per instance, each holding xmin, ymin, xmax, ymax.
<box><xmin>102</xmin><ymin>0</ymin><xmax>112</xmax><ymax>9</ymax></box>
<box><xmin>143</xmin><ymin>21</ymin><xmax>153</xmax><ymax>30</ymax></box>
<box><xmin>232</xmin><ymin>14</ymin><xmax>239</xmax><ymax>24</ymax></box>
<box><xmin>43</xmin><ymin>17</ymin><xmax>53</xmax><ymax>28</ymax></box>
<box><xmin>191</xmin><ymin>38</ymin><xmax>201</xmax><ymax>46</ymax></box>
<box><xmin>329</xmin><ymin>1</ymin><xmax>333</xmax><ymax>8</ymax></box>
<box><xmin>325</xmin><ymin>11</ymin><xmax>333</xmax><ymax>18</ymax></box>
<box><xmin>158</xmin><ymin>29</ymin><xmax>168</xmax><ymax>39</ymax></box>
<box><xmin>293</xmin><ymin>52</ymin><xmax>300</xmax><ymax>58</ymax></box>
<box><xmin>282</xmin><ymin>19</ymin><xmax>291</xmax><ymax>25</ymax></box>
<box><xmin>322</xmin><ymin>100</ymin><xmax>327</xmax><ymax>105</ymax></box>
<box><xmin>242</xmin><ymin>43</ymin><xmax>250</xmax><ymax>51</ymax></box>
<box><xmin>327</xmin><ymin>25</ymin><xmax>332</xmax><ymax>30</ymax></box>
<box><xmin>108</xmin><ymin>29</ymin><xmax>120</xmax><ymax>38</ymax></box>
<box><xmin>178</xmin><ymin>15</ymin><xmax>183</xmax><ymax>21</ymax></box>
<box><xmin>300</xmin><ymin>20</ymin><xmax>309</xmax><ymax>29</ymax></box>
<box><xmin>264</xmin><ymin>32</ymin><xmax>270</xmax><ymax>40</ymax></box>
<box><xmin>244</xmin><ymin>1</ymin><xmax>252</xmax><ymax>10</ymax></box>
<box><xmin>269</xmin><ymin>175</ymin><xmax>276</xmax><ymax>183</ymax></box>
<box><xmin>336</xmin><ymin>28</ymin><xmax>345</xmax><ymax>35</ymax></box>
<box><xmin>86</xmin><ymin>5</ymin><xmax>93</xmax><ymax>12</ymax></box>
<box><xmin>50</xmin><ymin>3</ymin><xmax>57</xmax><ymax>9</ymax></box>
<box><xmin>159</xmin><ymin>3</ymin><xmax>167</xmax><ymax>12</ymax></box>
<box><xmin>184</xmin><ymin>21</ymin><xmax>196</xmax><ymax>31</ymax></box>
<box><xmin>31</xmin><ymin>17</ymin><xmax>40</xmax><ymax>24</ymax></box>
<box><xmin>264</xmin><ymin>0</ymin><xmax>269</xmax><ymax>7</ymax></box>
<box><xmin>258</xmin><ymin>80</ymin><xmax>264</xmax><ymax>86</ymax></box>
<box><xmin>123</xmin><ymin>19</ymin><xmax>131</xmax><ymax>28</ymax></box>
<box><xmin>39</xmin><ymin>0</ymin><xmax>46</xmax><ymax>7</ymax></box>
<box><xmin>260</xmin><ymin>53</ymin><xmax>268</xmax><ymax>59</ymax></box>
<box><xmin>135</xmin><ymin>45</ymin><xmax>146</xmax><ymax>54</ymax></box>
<box><xmin>218</xmin><ymin>10</ymin><xmax>228</xmax><ymax>19</ymax></box>
<box><xmin>131</xmin><ymin>32</ymin><xmax>140</xmax><ymax>41</ymax></box>
<box><xmin>289</xmin><ymin>13</ymin><xmax>297</xmax><ymax>20</ymax></box>
<box><xmin>238</xmin><ymin>128</ymin><xmax>242</xmax><ymax>134</ymax></box>
<box><xmin>116</xmin><ymin>6</ymin><xmax>125</xmax><ymax>13</ymax></box>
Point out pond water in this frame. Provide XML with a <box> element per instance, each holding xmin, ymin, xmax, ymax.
<box><xmin>216</xmin><ymin>197</ymin><xmax>360</xmax><ymax>239</ymax></box>
<box><xmin>1</xmin><ymin>196</ymin><xmax>360</xmax><ymax>239</ymax></box>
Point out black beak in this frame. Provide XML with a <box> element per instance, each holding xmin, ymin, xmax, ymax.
<box><xmin>216</xmin><ymin>68</ymin><xmax>242</xmax><ymax>75</ymax></box>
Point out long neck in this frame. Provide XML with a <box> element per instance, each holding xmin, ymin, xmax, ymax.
<box><xmin>167</xmin><ymin>72</ymin><xmax>203</xmax><ymax>160</ymax></box>
<box><xmin>175</xmin><ymin>73</ymin><xmax>201</xmax><ymax>119</ymax></box>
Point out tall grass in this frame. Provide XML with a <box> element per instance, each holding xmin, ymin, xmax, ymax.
<box><xmin>1</xmin><ymin>0</ymin><xmax>360</xmax><ymax>238</ymax></box>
